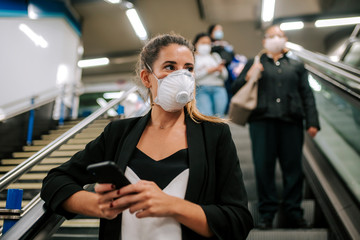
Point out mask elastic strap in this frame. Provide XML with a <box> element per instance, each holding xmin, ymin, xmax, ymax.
<box><xmin>145</xmin><ymin>63</ymin><xmax>160</xmax><ymax>81</ymax></box>
<box><xmin>145</xmin><ymin>63</ymin><xmax>153</xmax><ymax>72</ymax></box>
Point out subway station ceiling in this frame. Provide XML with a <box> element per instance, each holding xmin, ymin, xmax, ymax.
<box><xmin>69</xmin><ymin>0</ymin><xmax>360</xmax><ymax>81</ymax></box>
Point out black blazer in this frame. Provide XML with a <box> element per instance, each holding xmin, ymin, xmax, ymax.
<box><xmin>232</xmin><ymin>53</ymin><xmax>320</xmax><ymax>129</ymax></box>
<box><xmin>41</xmin><ymin>110</ymin><xmax>253</xmax><ymax>240</ymax></box>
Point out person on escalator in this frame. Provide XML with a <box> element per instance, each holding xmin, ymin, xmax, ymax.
<box><xmin>208</xmin><ymin>24</ymin><xmax>237</xmax><ymax>113</ymax></box>
<box><xmin>232</xmin><ymin>25</ymin><xmax>320</xmax><ymax>229</ymax></box>
<box><xmin>193</xmin><ymin>32</ymin><xmax>228</xmax><ymax>117</ymax></box>
<box><xmin>41</xmin><ymin>33</ymin><xmax>253</xmax><ymax>240</ymax></box>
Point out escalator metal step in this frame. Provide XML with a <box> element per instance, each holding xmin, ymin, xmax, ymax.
<box><xmin>248</xmin><ymin>200</ymin><xmax>316</xmax><ymax>228</ymax></box>
<box><xmin>247</xmin><ymin>229</ymin><xmax>328</xmax><ymax>240</ymax></box>
<box><xmin>1</xmin><ymin>157</ymin><xmax>69</xmax><ymax>165</ymax></box>
<box><xmin>0</xmin><ymin>164</ymin><xmax>58</xmax><ymax>172</ymax></box>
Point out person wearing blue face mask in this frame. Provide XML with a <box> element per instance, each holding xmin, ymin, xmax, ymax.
<box><xmin>41</xmin><ymin>33</ymin><xmax>253</xmax><ymax>240</ymax></box>
<box><xmin>193</xmin><ymin>33</ymin><xmax>228</xmax><ymax>118</ymax></box>
<box><xmin>208</xmin><ymin>24</ymin><xmax>240</xmax><ymax>113</ymax></box>
<box><xmin>208</xmin><ymin>24</ymin><xmax>234</xmax><ymax>67</ymax></box>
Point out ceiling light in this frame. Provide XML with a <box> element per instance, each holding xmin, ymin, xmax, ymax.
<box><xmin>280</xmin><ymin>21</ymin><xmax>304</xmax><ymax>31</ymax></box>
<box><xmin>77</xmin><ymin>57</ymin><xmax>110</xmax><ymax>68</ymax></box>
<box><xmin>315</xmin><ymin>16</ymin><xmax>360</xmax><ymax>28</ymax></box>
<box><xmin>126</xmin><ymin>8</ymin><xmax>148</xmax><ymax>41</ymax></box>
<box><xmin>262</xmin><ymin>0</ymin><xmax>276</xmax><ymax>22</ymax></box>
<box><xmin>104</xmin><ymin>0</ymin><xmax>121</xmax><ymax>4</ymax></box>
<box><xmin>19</xmin><ymin>24</ymin><xmax>48</xmax><ymax>48</ymax></box>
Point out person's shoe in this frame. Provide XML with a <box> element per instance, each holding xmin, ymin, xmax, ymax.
<box><xmin>257</xmin><ymin>218</ymin><xmax>273</xmax><ymax>229</ymax></box>
<box><xmin>291</xmin><ymin>218</ymin><xmax>309</xmax><ymax>228</ymax></box>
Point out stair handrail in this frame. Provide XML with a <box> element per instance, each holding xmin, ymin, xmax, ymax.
<box><xmin>0</xmin><ymin>85</ymin><xmax>138</xmax><ymax>192</ymax></box>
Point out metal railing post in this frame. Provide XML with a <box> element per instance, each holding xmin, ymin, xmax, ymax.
<box><xmin>26</xmin><ymin>98</ymin><xmax>35</xmax><ymax>146</ymax></box>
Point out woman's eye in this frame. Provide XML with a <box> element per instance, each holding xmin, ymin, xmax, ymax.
<box><xmin>187</xmin><ymin>67</ymin><xmax>194</xmax><ymax>72</ymax></box>
<box><xmin>164</xmin><ymin>65</ymin><xmax>175</xmax><ymax>70</ymax></box>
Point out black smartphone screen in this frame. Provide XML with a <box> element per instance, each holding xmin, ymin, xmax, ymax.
<box><xmin>86</xmin><ymin>161</ymin><xmax>131</xmax><ymax>189</ymax></box>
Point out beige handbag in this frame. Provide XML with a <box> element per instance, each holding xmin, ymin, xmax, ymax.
<box><xmin>229</xmin><ymin>55</ymin><xmax>261</xmax><ymax>126</ymax></box>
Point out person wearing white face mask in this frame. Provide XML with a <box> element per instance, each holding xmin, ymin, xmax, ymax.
<box><xmin>41</xmin><ymin>33</ymin><xmax>253</xmax><ymax>240</ymax></box>
<box><xmin>232</xmin><ymin>25</ymin><xmax>320</xmax><ymax>230</ymax></box>
<box><xmin>193</xmin><ymin>33</ymin><xmax>228</xmax><ymax>117</ymax></box>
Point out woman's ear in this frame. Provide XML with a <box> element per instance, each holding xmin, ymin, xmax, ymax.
<box><xmin>140</xmin><ymin>69</ymin><xmax>152</xmax><ymax>88</ymax></box>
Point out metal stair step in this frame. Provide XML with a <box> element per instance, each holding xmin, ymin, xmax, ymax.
<box><xmin>12</xmin><ymin>150</ymin><xmax>78</xmax><ymax>158</ymax></box>
<box><xmin>0</xmin><ymin>200</ymin><xmax>30</xmax><ymax>208</ymax></box>
<box><xmin>248</xmin><ymin>200</ymin><xmax>316</xmax><ymax>228</ymax></box>
<box><xmin>32</xmin><ymin>139</ymin><xmax>58</xmax><ymax>145</ymax></box>
<box><xmin>67</xmin><ymin>139</ymin><xmax>93</xmax><ymax>144</ymax></box>
<box><xmin>0</xmin><ymin>164</ymin><xmax>59</xmax><ymax>172</ymax></box>
<box><xmin>61</xmin><ymin>219</ymin><xmax>100</xmax><ymax>228</ymax></box>
<box><xmin>247</xmin><ymin>229</ymin><xmax>328</xmax><ymax>240</ymax></box>
<box><xmin>1</xmin><ymin>157</ymin><xmax>69</xmax><ymax>165</ymax></box>
<box><xmin>23</xmin><ymin>144</ymin><xmax>84</xmax><ymax>151</ymax></box>
<box><xmin>0</xmin><ymin>173</ymin><xmax>47</xmax><ymax>180</ymax></box>
<box><xmin>7</xmin><ymin>182</ymin><xmax>42</xmax><ymax>189</ymax></box>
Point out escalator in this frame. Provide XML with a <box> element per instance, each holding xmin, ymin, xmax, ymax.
<box><xmin>0</xmin><ymin>47</ymin><xmax>359</xmax><ymax>239</ymax></box>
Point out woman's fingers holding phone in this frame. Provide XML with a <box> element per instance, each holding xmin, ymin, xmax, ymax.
<box><xmin>94</xmin><ymin>183</ymin><xmax>115</xmax><ymax>193</ymax></box>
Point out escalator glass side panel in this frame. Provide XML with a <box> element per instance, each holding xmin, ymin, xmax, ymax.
<box><xmin>308</xmin><ymin>72</ymin><xmax>360</xmax><ymax>204</ymax></box>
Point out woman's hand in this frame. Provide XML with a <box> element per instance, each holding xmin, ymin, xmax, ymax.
<box><xmin>246</xmin><ymin>62</ymin><xmax>263</xmax><ymax>81</ymax></box>
<box><xmin>112</xmin><ymin>180</ymin><xmax>213</xmax><ymax>237</ymax></box>
<box><xmin>93</xmin><ymin>183</ymin><xmax>131</xmax><ymax>220</ymax></box>
<box><xmin>112</xmin><ymin>180</ymin><xmax>176</xmax><ymax>218</ymax></box>
<box><xmin>307</xmin><ymin>126</ymin><xmax>318</xmax><ymax>138</ymax></box>
<box><xmin>64</xmin><ymin>181</ymin><xmax>213</xmax><ymax>237</ymax></box>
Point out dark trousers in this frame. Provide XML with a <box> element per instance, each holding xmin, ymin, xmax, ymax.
<box><xmin>249</xmin><ymin>119</ymin><xmax>304</xmax><ymax>220</ymax></box>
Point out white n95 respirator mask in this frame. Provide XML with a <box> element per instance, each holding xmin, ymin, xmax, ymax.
<box><xmin>264</xmin><ymin>36</ymin><xmax>286</xmax><ymax>54</ymax></box>
<box><xmin>147</xmin><ymin>65</ymin><xmax>195</xmax><ymax>112</ymax></box>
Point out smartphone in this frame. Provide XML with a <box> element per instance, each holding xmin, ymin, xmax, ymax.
<box><xmin>86</xmin><ymin>161</ymin><xmax>131</xmax><ymax>189</ymax></box>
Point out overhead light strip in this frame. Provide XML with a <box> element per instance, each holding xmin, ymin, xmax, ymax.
<box><xmin>315</xmin><ymin>16</ymin><xmax>360</xmax><ymax>28</ymax></box>
<box><xmin>262</xmin><ymin>0</ymin><xmax>276</xmax><ymax>22</ymax></box>
<box><xmin>104</xmin><ymin>0</ymin><xmax>121</xmax><ymax>3</ymax></box>
<box><xmin>126</xmin><ymin>8</ymin><xmax>148</xmax><ymax>41</ymax></box>
<box><xmin>78</xmin><ymin>57</ymin><xmax>110</xmax><ymax>68</ymax></box>
<box><xmin>280</xmin><ymin>21</ymin><xmax>304</xmax><ymax>31</ymax></box>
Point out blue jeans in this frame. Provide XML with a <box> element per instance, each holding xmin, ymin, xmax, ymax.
<box><xmin>196</xmin><ymin>85</ymin><xmax>228</xmax><ymax>117</ymax></box>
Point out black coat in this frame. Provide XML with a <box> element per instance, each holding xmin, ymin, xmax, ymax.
<box><xmin>231</xmin><ymin>53</ymin><xmax>320</xmax><ymax>129</ymax></box>
<box><xmin>41</xmin><ymin>110</ymin><xmax>253</xmax><ymax>240</ymax></box>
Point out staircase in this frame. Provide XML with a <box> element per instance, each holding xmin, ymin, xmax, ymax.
<box><xmin>228</xmin><ymin>122</ymin><xmax>329</xmax><ymax>240</ymax></box>
<box><xmin>0</xmin><ymin>118</ymin><xmax>110</xmax><ymax>237</ymax></box>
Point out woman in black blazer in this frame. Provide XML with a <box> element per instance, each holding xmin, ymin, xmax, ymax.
<box><xmin>41</xmin><ymin>33</ymin><xmax>253</xmax><ymax>240</ymax></box>
<box><xmin>232</xmin><ymin>25</ymin><xmax>320</xmax><ymax>229</ymax></box>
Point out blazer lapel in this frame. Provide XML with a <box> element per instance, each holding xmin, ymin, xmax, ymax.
<box><xmin>185</xmin><ymin>114</ymin><xmax>206</xmax><ymax>202</ymax></box>
<box><xmin>116</xmin><ymin>111</ymin><xmax>151</xmax><ymax>171</ymax></box>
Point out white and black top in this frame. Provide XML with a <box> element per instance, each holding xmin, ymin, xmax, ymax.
<box><xmin>121</xmin><ymin>148</ymin><xmax>189</xmax><ymax>240</ymax></box>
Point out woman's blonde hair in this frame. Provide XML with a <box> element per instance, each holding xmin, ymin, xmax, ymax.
<box><xmin>134</xmin><ymin>33</ymin><xmax>227</xmax><ymax>124</ymax></box>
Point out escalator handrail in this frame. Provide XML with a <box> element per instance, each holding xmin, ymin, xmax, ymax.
<box><xmin>286</xmin><ymin>42</ymin><xmax>360</xmax><ymax>85</ymax></box>
<box><xmin>306</xmin><ymin>50</ymin><xmax>360</xmax><ymax>77</ymax></box>
<box><xmin>0</xmin><ymin>86</ymin><xmax>138</xmax><ymax>192</ymax></box>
